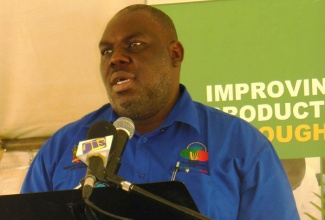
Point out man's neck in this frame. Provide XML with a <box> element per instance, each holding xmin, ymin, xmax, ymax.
<box><xmin>134</xmin><ymin>89</ymin><xmax>181</xmax><ymax>135</ymax></box>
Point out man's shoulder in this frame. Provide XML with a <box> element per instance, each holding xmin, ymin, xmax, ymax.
<box><xmin>193</xmin><ymin>101</ymin><xmax>267</xmax><ymax>139</ymax></box>
<box><xmin>193</xmin><ymin>101</ymin><xmax>238</xmax><ymax>121</ymax></box>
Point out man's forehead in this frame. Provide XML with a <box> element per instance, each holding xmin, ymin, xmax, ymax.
<box><xmin>104</xmin><ymin>11</ymin><xmax>161</xmax><ymax>35</ymax></box>
<box><xmin>107</xmin><ymin>10</ymin><xmax>158</xmax><ymax>32</ymax></box>
<box><xmin>112</xmin><ymin>9</ymin><xmax>152</xmax><ymax>24</ymax></box>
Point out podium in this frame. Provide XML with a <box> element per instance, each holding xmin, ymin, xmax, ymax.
<box><xmin>0</xmin><ymin>181</ymin><xmax>210</xmax><ymax>220</ymax></box>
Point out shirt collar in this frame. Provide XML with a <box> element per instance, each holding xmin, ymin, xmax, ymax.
<box><xmin>162</xmin><ymin>84</ymin><xmax>201</xmax><ymax>133</ymax></box>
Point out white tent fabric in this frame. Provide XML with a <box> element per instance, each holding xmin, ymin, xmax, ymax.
<box><xmin>0</xmin><ymin>150</ymin><xmax>37</xmax><ymax>195</ymax></box>
<box><xmin>0</xmin><ymin>0</ymin><xmax>143</xmax><ymax>139</ymax></box>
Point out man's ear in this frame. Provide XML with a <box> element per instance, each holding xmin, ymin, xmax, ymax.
<box><xmin>170</xmin><ymin>41</ymin><xmax>184</xmax><ymax>67</ymax></box>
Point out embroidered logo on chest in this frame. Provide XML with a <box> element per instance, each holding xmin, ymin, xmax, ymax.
<box><xmin>179</xmin><ymin>142</ymin><xmax>209</xmax><ymax>175</ymax></box>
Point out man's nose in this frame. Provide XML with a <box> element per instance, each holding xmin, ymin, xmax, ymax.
<box><xmin>109</xmin><ymin>49</ymin><xmax>130</xmax><ymax>67</ymax></box>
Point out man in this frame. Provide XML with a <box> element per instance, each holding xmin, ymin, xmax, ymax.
<box><xmin>21</xmin><ymin>4</ymin><xmax>299</xmax><ymax>219</ymax></box>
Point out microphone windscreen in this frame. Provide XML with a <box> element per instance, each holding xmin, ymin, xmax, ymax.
<box><xmin>113</xmin><ymin>117</ymin><xmax>135</xmax><ymax>138</ymax></box>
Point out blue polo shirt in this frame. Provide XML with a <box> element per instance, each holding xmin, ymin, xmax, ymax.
<box><xmin>21</xmin><ymin>85</ymin><xmax>299</xmax><ymax>219</ymax></box>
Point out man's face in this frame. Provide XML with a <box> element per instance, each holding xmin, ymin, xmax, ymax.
<box><xmin>99</xmin><ymin>10</ymin><xmax>181</xmax><ymax>120</ymax></box>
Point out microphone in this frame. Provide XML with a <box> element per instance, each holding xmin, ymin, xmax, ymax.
<box><xmin>106</xmin><ymin>117</ymin><xmax>135</xmax><ymax>179</ymax></box>
<box><xmin>76</xmin><ymin>120</ymin><xmax>116</xmax><ymax>198</ymax></box>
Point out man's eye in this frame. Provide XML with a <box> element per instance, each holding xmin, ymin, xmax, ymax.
<box><xmin>101</xmin><ymin>49</ymin><xmax>113</xmax><ymax>55</ymax></box>
<box><xmin>130</xmin><ymin>42</ymin><xmax>141</xmax><ymax>47</ymax></box>
<box><xmin>129</xmin><ymin>42</ymin><xmax>144</xmax><ymax>51</ymax></box>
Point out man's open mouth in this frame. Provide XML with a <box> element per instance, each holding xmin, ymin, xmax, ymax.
<box><xmin>116</xmin><ymin>78</ymin><xmax>131</xmax><ymax>85</ymax></box>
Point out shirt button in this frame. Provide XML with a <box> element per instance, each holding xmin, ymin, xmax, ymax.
<box><xmin>139</xmin><ymin>172</ymin><xmax>145</xmax><ymax>178</ymax></box>
<box><xmin>142</xmin><ymin>137</ymin><xmax>147</xmax><ymax>142</ymax></box>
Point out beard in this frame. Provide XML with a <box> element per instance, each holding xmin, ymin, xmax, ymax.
<box><xmin>108</xmin><ymin>75</ymin><xmax>173</xmax><ymax>121</ymax></box>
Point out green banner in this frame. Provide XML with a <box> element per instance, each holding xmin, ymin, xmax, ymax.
<box><xmin>155</xmin><ymin>0</ymin><xmax>325</xmax><ymax>159</ymax></box>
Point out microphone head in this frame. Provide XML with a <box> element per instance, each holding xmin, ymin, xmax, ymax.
<box><xmin>113</xmin><ymin>117</ymin><xmax>135</xmax><ymax>139</ymax></box>
<box><xmin>86</xmin><ymin>120</ymin><xmax>116</xmax><ymax>139</ymax></box>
